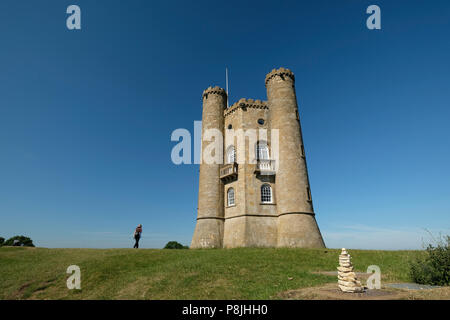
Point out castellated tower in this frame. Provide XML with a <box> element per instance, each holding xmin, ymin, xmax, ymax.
<box><xmin>266</xmin><ymin>68</ymin><xmax>325</xmax><ymax>248</ymax></box>
<box><xmin>191</xmin><ymin>86</ymin><xmax>226</xmax><ymax>248</ymax></box>
<box><xmin>191</xmin><ymin>68</ymin><xmax>325</xmax><ymax>248</ymax></box>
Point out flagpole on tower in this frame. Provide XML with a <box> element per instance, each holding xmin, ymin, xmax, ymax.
<box><xmin>226</xmin><ymin>67</ymin><xmax>229</xmax><ymax>108</ymax></box>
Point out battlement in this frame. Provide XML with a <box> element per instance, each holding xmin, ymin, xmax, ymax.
<box><xmin>202</xmin><ymin>86</ymin><xmax>227</xmax><ymax>99</ymax></box>
<box><xmin>265</xmin><ymin>67</ymin><xmax>295</xmax><ymax>87</ymax></box>
<box><xmin>224</xmin><ymin>98</ymin><xmax>268</xmax><ymax>117</ymax></box>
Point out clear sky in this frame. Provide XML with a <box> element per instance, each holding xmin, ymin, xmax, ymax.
<box><xmin>0</xmin><ymin>0</ymin><xmax>449</xmax><ymax>249</ymax></box>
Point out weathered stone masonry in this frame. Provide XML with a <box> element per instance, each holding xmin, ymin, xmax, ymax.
<box><xmin>191</xmin><ymin>68</ymin><xmax>325</xmax><ymax>248</ymax></box>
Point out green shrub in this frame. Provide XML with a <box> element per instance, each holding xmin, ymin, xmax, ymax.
<box><xmin>0</xmin><ymin>237</ymin><xmax>4</xmax><ymax>246</ymax></box>
<box><xmin>164</xmin><ymin>241</ymin><xmax>188</xmax><ymax>249</ymax></box>
<box><xmin>4</xmin><ymin>235</ymin><xmax>35</xmax><ymax>247</ymax></box>
<box><xmin>410</xmin><ymin>235</ymin><xmax>449</xmax><ymax>286</ymax></box>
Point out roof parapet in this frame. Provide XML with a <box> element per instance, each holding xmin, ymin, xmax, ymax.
<box><xmin>202</xmin><ymin>86</ymin><xmax>227</xmax><ymax>99</ymax></box>
<box><xmin>265</xmin><ymin>67</ymin><xmax>295</xmax><ymax>87</ymax></box>
<box><xmin>224</xmin><ymin>98</ymin><xmax>268</xmax><ymax>117</ymax></box>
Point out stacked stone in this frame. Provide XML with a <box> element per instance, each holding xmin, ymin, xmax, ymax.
<box><xmin>337</xmin><ymin>248</ymin><xmax>364</xmax><ymax>293</ymax></box>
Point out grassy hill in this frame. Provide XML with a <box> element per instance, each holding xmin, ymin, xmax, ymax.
<box><xmin>0</xmin><ymin>247</ymin><xmax>423</xmax><ymax>300</ymax></box>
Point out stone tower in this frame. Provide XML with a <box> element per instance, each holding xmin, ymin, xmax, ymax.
<box><xmin>191</xmin><ymin>67</ymin><xmax>325</xmax><ymax>248</ymax></box>
<box><xmin>191</xmin><ymin>87</ymin><xmax>226</xmax><ymax>248</ymax></box>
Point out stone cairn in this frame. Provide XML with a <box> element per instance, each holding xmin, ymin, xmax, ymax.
<box><xmin>337</xmin><ymin>248</ymin><xmax>364</xmax><ymax>293</ymax></box>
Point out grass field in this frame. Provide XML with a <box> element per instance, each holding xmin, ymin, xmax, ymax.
<box><xmin>0</xmin><ymin>247</ymin><xmax>424</xmax><ymax>300</ymax></box>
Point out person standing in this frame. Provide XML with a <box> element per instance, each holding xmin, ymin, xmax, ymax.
<box><xmin>133</xmin><ymin>224</ymin><xmax>142</xmax><ymax>248</ymax></box>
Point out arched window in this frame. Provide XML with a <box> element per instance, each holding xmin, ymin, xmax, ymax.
<box><xmin>226</xmin><ymin>146</ymin><xmax>236</xmax><ymax>164</ymax></box>
<box><xmin>227</xmin><ymin>188</ymin><xmax>235</xmax><ymax>206</ymax></box>
<box><xmin>256</xmin><ymin>141</ymin><xmax>269</xmax><ymax>160</ymax></box>
<box><xmin>261</xmin><ymin>184</ymin><xmax>272</xmax><ymax>203</ymax></box>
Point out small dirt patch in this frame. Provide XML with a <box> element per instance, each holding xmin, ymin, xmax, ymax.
<box><xmin>278</xmin><ymin>282</ymin><xmax>450</xmax><ymax>300</ymax></box>
<box><xmin>279</xmin><ymin>283</ymin><xmax>406</xmax><ymax>300</ymax></box>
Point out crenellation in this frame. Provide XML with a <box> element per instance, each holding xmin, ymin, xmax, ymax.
<box><xmin>224</xmin><ymin>98</ymin><xmax>268</xmax><ymax>117</ymax></box>
<box><xmin>264</xmin><ymin>67</ymin><xmax>295</xmax><ymax>87</ymax></box>
<box><xmin>202</xmin><ymin>86</ymin><xmax>227</xmax><ymax>99</ymax></box>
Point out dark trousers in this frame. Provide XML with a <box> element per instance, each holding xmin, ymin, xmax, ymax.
<box><xmin>133</xmin><ymin>235</ymin><xmax>140</xmax><ymax>248</ymax></box>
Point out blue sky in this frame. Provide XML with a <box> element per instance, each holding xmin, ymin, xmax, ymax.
<box><xmin>0</xmin><ymin>0</ymin><xmax>449</xmax><ymax>249</ymax></box>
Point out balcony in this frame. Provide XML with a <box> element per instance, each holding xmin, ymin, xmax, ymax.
<box><xmin>220</xmin><ymin>162</ymin><xmax>238</xmax><ymax>182</ymax></box>
<box><xmin>255</xmin><ymin>159</ymin><xmax>276</xmax><ymax>175</ymax></box>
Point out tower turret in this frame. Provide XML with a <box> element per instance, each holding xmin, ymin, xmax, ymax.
<box><xmin>191</xmin><ymin>86</ymin><xmax>227</xmax><ymax>248</ymax></box>
<box><xmin>265</xmin><ymin>68</ymin><xmax>325</xmax><ymax>248</ymax></box>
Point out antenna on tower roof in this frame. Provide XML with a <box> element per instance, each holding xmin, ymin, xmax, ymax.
<box><xmin>226</xmin><ymin>67</ymin><xmax>229</xmax><ymax>108</ymax></box>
